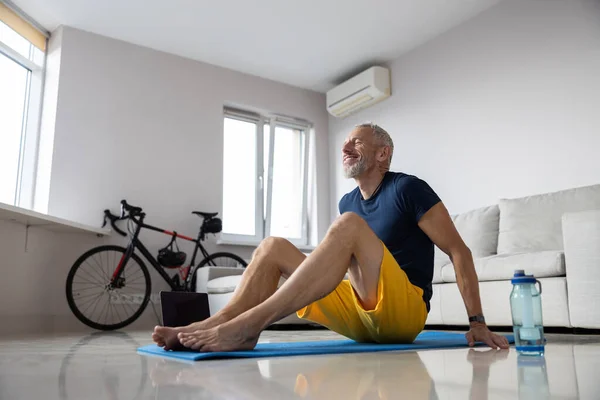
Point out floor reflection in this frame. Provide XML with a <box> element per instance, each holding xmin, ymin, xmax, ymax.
<box><xmin>58</xmin><ymin>332</ymin><xmax>148</xmax><ymax>400</ymax></box>
<box><xmin>147</xmin><ymin>347</ymin><xmax>519</xmax><ymax>399</ymax></box>
<box><xmin>1</xmin><ymin>330</ymin><xmax>595</xmax><ymax>400</ymax></box>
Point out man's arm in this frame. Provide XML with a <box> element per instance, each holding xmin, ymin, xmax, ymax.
<box><xmin>417</xmin><ymin>202</ymin><xmax>509</xmax><ymax>349</ymax></box>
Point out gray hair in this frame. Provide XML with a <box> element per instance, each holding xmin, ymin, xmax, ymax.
<box><xmin>355</xmin><ymin>123</ymin><xmax>394</xmax><ymax>166</ymax></box>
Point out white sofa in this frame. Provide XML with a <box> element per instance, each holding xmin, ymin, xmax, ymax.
<box><xmin>205</xmin><ymin>184</ymin><xmax>600</xmax><ymax>329</ymax></box>
<box><xmin>428</xmin><ymin>184</ymin><xmax>600</xmax><ymax>329</ymax></box>
<box><xmin>204</xmin><ymin>274</ymin><xmax>309</xmax><ymax>324</ymax></box>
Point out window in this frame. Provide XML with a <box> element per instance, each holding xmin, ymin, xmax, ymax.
<box><xmin>0</xmin><ymin>3</ymin><xmax>47</xmax><ymax>208</ymax></box>
<box><xmin>221</xmin><ymin>108</ymin><xmax>311</xmax><ymax>246</ymax></box>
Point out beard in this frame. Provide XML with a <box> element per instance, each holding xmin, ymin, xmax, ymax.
<box><xmin>343</xmin><ymin>157</ymin><xmax>368</xmax><ymax>179</ymax></box>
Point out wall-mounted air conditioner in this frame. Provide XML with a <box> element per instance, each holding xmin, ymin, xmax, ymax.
<box><xmin>326</xmin><ymin>66</ymin><xmax>391</xmax><ymax>118</ymax></box>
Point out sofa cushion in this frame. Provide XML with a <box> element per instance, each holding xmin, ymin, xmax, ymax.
<box><xmin>206</xmin><ymin>275</ymin><xmax>242</xmax><ymax>294</ymax></box>
<box><xmin>207</xmin><ymin>275</ymin><xmax>292</xmax><ymax>294</ymax></box>
<box><xmin>440</xmin><ymin>250</ymin><xmax>565</xmax><ymax>283</ymax></box>
<box><xmin>498</xmin><ymin>184</ymin><xmax>600</xmax><ymax>254</ymax></box>
<box><xmin>433</xmin><ymin>259</ymin><xmax>449</xmax><ymax>284</ymax></box>
<box><xmin>435</xmin><ymin>205</ymin><xmax>500</xmax><ymax>265</ymax></box>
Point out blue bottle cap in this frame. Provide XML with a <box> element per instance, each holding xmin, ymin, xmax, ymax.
<box><xmin>511</xmin><ymin>270</ymin><xmax>536</xmax><ymax>284</ymax></box>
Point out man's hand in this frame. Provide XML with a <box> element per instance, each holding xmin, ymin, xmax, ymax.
<box><xmin>466</xmin><ymin>323</ymin><xmax>510</xmax><ymax>349</ymax></box>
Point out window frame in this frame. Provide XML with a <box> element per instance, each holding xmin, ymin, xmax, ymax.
<box><xmin>0</xmin><ymin>25</ymin><xmax>45</xmax><ymax>209</ymax></box>
<box><xmin>220</xmin><ymin>107</ymin><xmax>311</xmax><ymax>247</ymax></box>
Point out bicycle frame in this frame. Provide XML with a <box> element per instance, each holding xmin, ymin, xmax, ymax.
<box><xmin>110</xmin><ymin>213</ymin><xmax>210</xmax><ymax>290</ymax></box>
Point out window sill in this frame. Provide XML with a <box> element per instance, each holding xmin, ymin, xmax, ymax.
<box><xmin>0</xmin><ymin>202</ymin><xmax>112</xmax><ymax>236</ymax></box>
<box><xmin>217</xmin><ymin>238</ymin><xmax>316</xmax><ymax>252</ymax></box>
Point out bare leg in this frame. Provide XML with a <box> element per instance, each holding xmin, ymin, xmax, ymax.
<box><xmin>178</xmin><ymin>212</ymin><xmax>384</xmax><ymax>351</ymax></box>
<box><xmin>152</xmin><ymin>237</ymin><xmax>306</xmax><ymax>349</ymax></box>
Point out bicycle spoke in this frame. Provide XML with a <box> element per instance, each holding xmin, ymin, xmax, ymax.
<box><xmin>80</xmin><ymin>267</ymin><xmax>106</xmax><ymax>287</ymax></box>
<box><xmin>104</xmin><ymin>251</ymin><xmax>109</xmax><ymax>280</ymax></box>
<box><xmin>121</xmin><ymin>297</ymin><xmax>135</xmax><ymax>313</ymax></box>
<box><xmin>73</xmin><ymin>290</ymin><xmax>106</xmax><ymax>302</ymax></box>
<box><xmin>113</xmin><ymin>299</ymin><xmax>123</xmax><ymax>323</ymax></box>
<box><xmin>95</xmin><ymin>297</ymin><xmax>109</xmax><ymax>324</ymax></box>
<box><xmin>96</xmin><ymin>252</ymin><xmax>110</xmax><ymax>281</ymax></box>
<box><xmin>104</xmin><ymin>301</ymin><xmax>112</xmax><ymax>325</ymax></box>
<box><xmin>106</xmin><ymin>251</ymin><xmax>114</xmax><ymax>280</ymax></box>
<box><xmin>83</xmin><ymin>261</ymin><xmax>107</xmax><ymax>284</ymax></box>
<box><xmin>97</xmin><ymin>298</ymin><xmax>107</xmax><ymax>325</ymax></box>
<box><xmin>125</xmin><ymin>269</ymin><xmax>144</xmax><ymax>281</ymax></box>
<box><xmin>100</xmin><ymin>252</ymin><xmax>109</xmax><ymax>280</ymax></box>
<box><xmin>120</xmin><ymin>301</ymin><xmax>130</xmax><ymax>320</ymax></box>
<box><xmin>72</xmin><ymin>280</ymin><xmax>103</xmax><ymax>286</ymax></box>
<box><xmin>75</xmin><ymin>297</ymin><xmax>104</xmax><ymax>312</ymax></box>
<box><xmin>111</xmin><ymin>302</ymin><xmax>121</xmax><ymax>325</ymax></box>
<box><xmin>96</xmin><ymin>253</ymin><xmax>110</xmax><ymax>281</ymax></box>
<box><xmin>89</xmin><ymin>255</ymin><xmax>106</xmax><ymax>278</ymax></box>
<box><xmin>73</xmin><ymin>273</ymin><xmax>103</xmax><ymax>286</ymax></box>
<box><xmin>90</xmin><ymin>294</ymin><xmax>110</xmax><ymax>322</ymax></box>
<box><xmin>81</xmin><ymin>291</ymin><xmax>105</xmax><ymax>316</ymax></box>
<box><xmin>72</xmin><ymin>276</ymin><xmax>100</xmax><ymax>287</ymax></box>
<box><xmin>80</xmin><ymin>262</ymin><xmax>107</xmax><ymax>284</ymax></box>
<box><xmin>120</xmin><ymin>296</ymin><xmax>137</xmax><ymax>316</ymax></box>
<box><xmin>71</xmin><ymin>285</ymin><xmax>104</xmax><ymax>292</ymax></box>
<box><xmin>75</xmin><ymin>288</ymin><xmax>106</xmax><ymax>304</ymax></box>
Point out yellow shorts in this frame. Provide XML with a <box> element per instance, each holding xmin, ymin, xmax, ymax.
<box><xmin>296</xmin><ymin>242</ymin><xmax>428</xmax><ymax>343</ymax></box>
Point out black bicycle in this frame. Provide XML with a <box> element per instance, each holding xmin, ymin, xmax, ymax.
<box><xmin>66</xmin><ymin>200</ymin><xmax>247</xmax><ymax>331</ymax></box>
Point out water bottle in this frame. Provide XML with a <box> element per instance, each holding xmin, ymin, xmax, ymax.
<box><xmin>510</xmin><ymin>270</ymin><xmax>545</xmax><ymax>355</ymax></box>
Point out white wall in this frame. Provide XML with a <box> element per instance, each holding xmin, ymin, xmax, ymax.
<box><xmin>49</xmin><ymin>26</ymin><xmax>330</xmax><ymax>244</ymax></box>
<box><xmin>329</xmin><ymin>0</ymin><xmax>600</xmax><ymax>217</ymax></box>
<box><xmin>0</xmin><ymin>221</ymin><xmax>138</xmax><ymax>334</ymax></box>
<box><xmin>1</xmin><ymin>25</ymin><xmax>330</xmax><ymax>334</ymax></box>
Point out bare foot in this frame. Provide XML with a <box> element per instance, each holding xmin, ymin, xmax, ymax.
<box><xmin>152</xmin><ymin>326</ymin><xmax>190</xmax><ymax>350</ymax></box>
<box><xmin>152</xmin><ymin>314</ymin><xmax>231</xmax><ymax>350</ymax></box>
<box><xmin>177</xmin><ymin>320</ymin><xmax>260</xmax><ymax>352</ymax></box>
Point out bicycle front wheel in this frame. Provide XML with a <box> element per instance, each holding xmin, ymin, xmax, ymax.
<box><xmin>187</xmin><ymin>252</ymin><xmax>248</xmax><ymax>291</ymax></box>
<box><xmin>66</xmin><ymin>245</ymin><xmax>151</xmax><ymax>331</ymax></box>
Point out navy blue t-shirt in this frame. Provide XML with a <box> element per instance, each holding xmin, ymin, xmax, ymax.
<box><xmin>339</xmin><ymin>172</ymin><xmax>441</xmax><ymax>311</ymax></box>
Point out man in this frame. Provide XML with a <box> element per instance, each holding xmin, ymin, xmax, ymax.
<box><xmin>152</xmin><ymin>123</ymin><xmax>509</xmax><ymax>351</ymax></box>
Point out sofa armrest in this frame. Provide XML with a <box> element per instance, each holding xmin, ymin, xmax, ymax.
<box><xmin>562</xmin><ymin>210</ymin><xmax>600</xmax><ymax>328</ymax></box>
<box><xmin>194</xmin><ymin>266</ymin><xmax>245</xmax><ymax>293</ymax></box>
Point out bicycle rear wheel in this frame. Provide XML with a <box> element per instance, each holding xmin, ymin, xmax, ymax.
<box><xmin>187</xmin><ymin>252</ymin><xmax>247</xmax><ymax>291</ymax></box>
<box><xmin>66</xmin><ymin>245</ymin><xmax>151</xmax><ymax>330</ymax></box>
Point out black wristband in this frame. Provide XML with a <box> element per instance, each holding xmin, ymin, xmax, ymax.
<box><xmin>469</xmin><ymin>314</ymin><xmax>486</xmax><ymax>324</ymax></box>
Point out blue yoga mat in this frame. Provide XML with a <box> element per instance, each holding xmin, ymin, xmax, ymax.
<box><xmin>137</xmin><ymin>331</ymin><xmax>514</xmax><ymax>361</ymax></box>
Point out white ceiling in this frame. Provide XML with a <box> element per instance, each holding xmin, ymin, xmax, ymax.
<box><xmin>12</xmin><ymin>0</ymin><xmax>500</xmax><ymax>92</ymax></box>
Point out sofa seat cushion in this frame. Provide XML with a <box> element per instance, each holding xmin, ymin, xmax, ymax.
<box><xmin>440</xmin><ymin>250</ymin><xmax>565</xmax><ymax>283</ymax></box>
<box><xmin>433</xmin><ymin>259</ymin><xmax>450</xmax><ymax>284</ymax></box>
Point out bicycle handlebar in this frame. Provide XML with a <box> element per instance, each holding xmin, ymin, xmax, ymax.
<box><xmin>102</xmin><ymin>209</ymin><xmax>128</xmax><ymax>237</ymax></box>
<box><xmin>120</xmin><ymin>200</ymin><xmax>143</xmax><ymax>218</ymax></box>
<box><xmin>102</xmin><ymin>200</ymin><xmax>144</xmax><ymax>237</ymax></box>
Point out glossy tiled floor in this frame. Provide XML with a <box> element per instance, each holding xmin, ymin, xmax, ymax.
<box><xmin>0</xmin><ymin>329</ymin><xmax>599</xmax><ymax>399</ymax></box>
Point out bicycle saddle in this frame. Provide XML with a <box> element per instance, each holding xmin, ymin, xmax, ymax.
<box><xmin>192</xmin><ymin>211</ymin><xmax>218</xmax><ymax>218</ymax></box>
